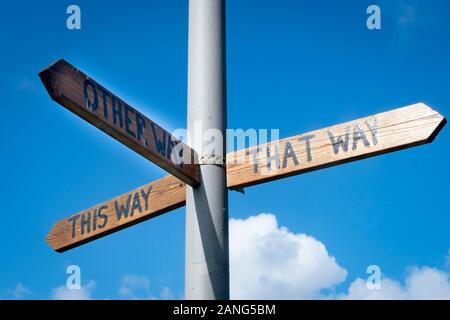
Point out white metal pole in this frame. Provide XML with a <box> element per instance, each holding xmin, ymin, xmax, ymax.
<box><xmin>185</xmin><ymin>0</ymin><xmax>229</xmax><ymax>300</ymax></box>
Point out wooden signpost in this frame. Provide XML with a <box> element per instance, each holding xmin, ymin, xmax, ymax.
<box><xmin>38</xmin><ymin>0</ymin><xmax>447</xmax><ymax>300</ymax></box>
<box><xmin>45</xmin><ymin>102</ymin><xmax>446</xmax><ymax>252</ymax></box>
<box><xmin>39</xmin><ymin>59</ymin><xmax>199</xmax><ymax>187</ymax></box>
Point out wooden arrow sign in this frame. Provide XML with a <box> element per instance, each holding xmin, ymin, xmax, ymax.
<box><xmin>227</xmin><ymin>103</ymin><xmax>446</xmax><ymax>189</ymax></box>
<box><xmin>39</xmin><ymin>59</ymin><xmax>200</xmax><ymax>187</ymax></box>
<box><xmin>47</xmin><ymin>175</ymin><xmax>185</xmax><ymax>252</ymax></box>
<box><xmin>46</xmin><ymin>103</ymin><xmax>446</xmax><ymax>252</ymax></box>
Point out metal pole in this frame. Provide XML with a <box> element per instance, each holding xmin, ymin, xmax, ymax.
<box><xmin>185</xmin><ymin>0</ymin><xmax>229</xmax><ymax>299</ymax></box>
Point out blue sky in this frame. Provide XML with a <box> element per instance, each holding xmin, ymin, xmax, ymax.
<box><xmin>1</xmin><ymin>0</ymin><xmax>450</xmax><ymax>299</ymax></box>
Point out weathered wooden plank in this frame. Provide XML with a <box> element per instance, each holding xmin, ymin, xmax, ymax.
<box><xmin>46</xmin><ymin>103</ymin><xmax>446</xmax><ymax>252</ymax></box>
<box><xmin>39</xmin><ymin>59</ymin><xmax>200</xmax><ymax>187</ymax></box>
<box><xmin>46</xmin><ymin>175</ymin><xmax>186</xmax><ymax>252</ymax></box>
<box><xmin>226</xmin><ymin>103</ymin><xmax>446</xmax><ymax>189</ymax></box>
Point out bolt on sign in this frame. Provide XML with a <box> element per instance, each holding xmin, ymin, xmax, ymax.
<box><xmin>40</xmin><ymin>63</ymin><xmax>446</xmax><ymax>253</ymax></box>
<box><xmin>39</xmin><ymin>59</ymin><xmax>200</xmax><ymax>187</ymax></box>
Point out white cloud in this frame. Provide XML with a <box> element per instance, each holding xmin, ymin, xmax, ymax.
<box><xmin>6</xmin><ymin>283</ymin><xmax>31</xmax><ymax>299</ymax></box>
<box><xmin>119</xmin><ymin>275</ymin><xmax>151</xmax><ymax>300</ymax></box>
<box><xmin>341</xmin><ymin>278</ymin><xmax>406</xmax><ymax>300</ymax></box>
<box><xmin>406</xmin><ymin>267</ymin><xmax>450</xmax><ymax>299</ymax></box>
<box><xmin>52</xmin><ymin>281</ymin><xmax>95</xmax><ymax>300</ymax></box>
<box><xmin>341</xmin><ymin>267</ymin><xmax>450</xmax><ymax>300</ymax></box>
<box><xmin>159</xmin><ymin>286</ymin><xmax>175</xmax><ymax>300</ymax></box>
<box><xmin>118</xmin><ymin>275</ymin><xmax>175</xmax><ymax>300</ymax></box>
<box><xmin>229</xmin><ymin>213</ymin><xmax>450</xmax><ymax>300</ymax></box>
<box><xmin>13</xmin><ymin>283</ymin><xmax>31</xmax><ymax>299</ymax></box>
<box><xmin>230</xmin><ymin>213</ymin><xmax>347</xmax><ymax>299</ymax></box>
<box><xmin>38</xmin><ymin>213</ymin><xmax>448</xmax><ymax>300</ymax></box>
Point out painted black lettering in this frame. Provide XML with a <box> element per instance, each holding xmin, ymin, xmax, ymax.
<box><xmin>112</xmin><ymin>98</ymin><xmax>123</xmax><ymax>128</ymax></box>
<box><xmin>140</xmin><ymin>187</ymin><xmax>152</xmax><ymax>211</ymax></box>
<box><xmin>167</xmin><ymin>139</ymin><xmax>177</xmax><ymax>163</ymax></box>
<box><xmin>246</xmin><ymin>148</ymin><xmax>259</xmax><ymax>173</ymax></box>
<box><xmin>102</xmin><ymin>90</ymin><xmax>110</xmax><ymax>119</ymax></box>
<box><xmin>114</xmin><ymin>194</ymin><xmax>132</xmax><ymax>220</ymax></box>
<box><xmin>130</xmin><ymin>192</ymin><xmax>143</xmax><ymax>216</ymax></box>
<box><xmin>83</xmin><ymin>80</ymin><xmax>98</xmax><ymax>112</ymax></box>
<box><xmin>366</xmin><ymin>118</ymin><xmax>379</xmax><ymax>146</ymax></box>
<box><xmin>97</xmin><ymin>205</ymin><xmax>108</xmax><ymax>229</ymax></box>
<box><xmin>92</xmin><ymin>209</ymin><xmax>98</xmax><ymax>232</ymax></box>
<box><xmin>151</xmin><ymin>123</ymin><xmax>167</xmax><ymax>157</ymax></box>
<box><xmin>124</xmin><ymin>104</ymin><xmax>136</xmax><ymax>137</ymax></box>
<box><xmin>68</xmin><ymin>214</ymin><xmax>81</xmax><ymax>239</ymax></box>
<box><xmin>328</xmin><ymin>128</ymin><xmax>350</xmax><ymax>154</ymax></box>
<box><xmin>266</xmin><ymin>144</ymin><xmax>280</xmax><ymax>172</ymax></box>
<box><xmin>80</xmin><ymin>212</ymin><xmax>91</xmax><ymax>235</ymax></box>
<box><xmin>282</xmin><ymin>141</ymin><xmax>299</xmax><ymax>168</ymax></box>
<box><xmin>135</xmin><ymin>112</ymin><xmax>147</xmax><ymax>145</ymax></box>
<box><xmin>352</xmin><ymin>123</ymin><xmax>370</xmax><ymax>151</ymax></box>
<box><xmin>299</xmin><ymin>134</ymin><xmax>315</xmax><ymax>162</ymax></box>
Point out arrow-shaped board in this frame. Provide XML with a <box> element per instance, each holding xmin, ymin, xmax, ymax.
<box><xmin>47</xmin><ymin>175</ymin><xmax>185</xmax><ymax>252</ymax></box>
<box><xmin>227</xmin><ymin>103</ymin><xmax>446</xmax><ymax>189</ymax></box>
<box><xmin>46</xmin><ymin>103</ymin><xmax>446</xmax><ymax>252</ymax></box>
<box><xmin>39</xmin><ymin>59</ymin><xmax>200</xmax><ymax>187</ymax></box>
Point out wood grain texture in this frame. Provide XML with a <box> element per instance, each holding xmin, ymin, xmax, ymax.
<box><xmin>226</xmin><ymin>103</ymin><xmax>446</xmax><ymax>189</ymax></box>
<box><xmin>46</xmin><ymin>103</ymin><xmax>446</xmax><ymax>252</ymax></box>
<box><xmin>39</xmin><ymin>59</ymin><xmax>200</xmax><ymax>187</ymax></box>
<box><xmin>46</xmin><ymin>175</ymin><xmax>186</xmax><ymax>252</ymax></box>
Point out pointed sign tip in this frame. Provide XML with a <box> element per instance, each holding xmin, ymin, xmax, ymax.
<box><xmin>38</xmin><ymin>69</ymin><xmax>57</xmax><ymax>100</ymax></box>
<box><xmin>416</xmin><ymin>102</ymin><xmax>445</xmax><ymax>116</ymax></box>
<box><xmin>427</xmin><ymin>115</ymin><xmax>447</xmax><ymax>143</ymax></box>
<box><xmin>46</xmin><ymin>236</ymin><xmax>67</xmax><ymax>253</ymax></box>
<box><xmin>46</xmin><ymin>221</ymin><xmax>67</xmax><ymax>253</ymax></box>
<box><xmin>38</xmin><ymin>58</ymin><xmax>66</xmax><ymax>75</ymax></box>
<box><xmin>415</xmin><ymin>102</ymin><xmax>447</xmax><ymax>143</ymax></box>
<box><xmin>38</xmin><ymin>60</ymin><xmax>68</xmax><ymax>101</ymax></box>
<box><xmin>45</xmin><ymin>234</ymin><xmax>59</xmax><ymax>252</ymax></box>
